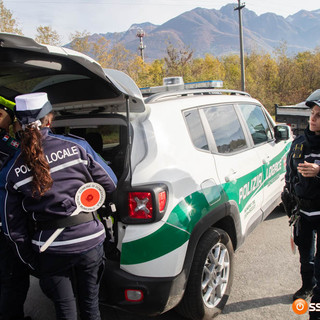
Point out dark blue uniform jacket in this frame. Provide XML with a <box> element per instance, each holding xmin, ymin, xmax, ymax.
<box><xmin>0</xmin><ymin>128</ymin><xmax>20</xmax><ymax>230</ymax></box>
<box><xmin>0</xmin><ymin>128</ymin><xmax>20</xmax><ymax>170</ymax></box>
<box><xmin>285</xmin><ymin>126</ymin><xmax>320</xmax><ymax>221</ymax></box>
<box><xmin>0</xmin><ymin>128</ymin><xmax>117</xmax><ymax>270</ymax></box>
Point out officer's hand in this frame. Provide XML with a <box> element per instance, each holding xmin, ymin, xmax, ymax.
<box><xmin>297</xmin><ymin>161</ymin><xmax>320</xmax><ymax>177</ymax></box>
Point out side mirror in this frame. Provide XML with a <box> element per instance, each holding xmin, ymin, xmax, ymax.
<box><xmin>274</xmin><ymin>124</ymin><xmax>291</xmax><ymax>143</ymax></box>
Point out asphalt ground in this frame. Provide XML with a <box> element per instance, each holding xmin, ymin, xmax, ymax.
<box><xmin>25</xmin><ymin>206</ymin><xmax>310</xmax><ymax>320</ymax></box>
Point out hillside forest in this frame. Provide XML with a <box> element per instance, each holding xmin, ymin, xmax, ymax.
<box><xmin>1</xmin><ymin>0</ymin><xmax>320</xmax><ymax>115</ymax></box>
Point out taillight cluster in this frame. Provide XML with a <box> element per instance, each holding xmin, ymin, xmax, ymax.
<box><xmin>158</xmin><ymin>191</ymin><xmax>167</xmax><ymax>212</ymax></box>
<box><xmin>116</xmin><ymin>183</ymin><xmax>168</xmax><ymax>224</ymax></box>
<box><xmin>127</xmin><ymin>188</ymin><xmax>167</xmax><ymax>222</ymax></box>
<box><xmin>128</xmin><ymin>192</ymin><xmax>153</xmax><ymax>219</ymax></box>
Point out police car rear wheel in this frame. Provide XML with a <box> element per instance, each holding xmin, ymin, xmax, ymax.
<box><xmin>176</xmin><ymin>228</ymin><xmax>234</xmax><ymax>320</ymax></box>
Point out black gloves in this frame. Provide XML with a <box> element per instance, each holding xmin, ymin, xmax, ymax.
<box><xmin>281</xmin><ymin>187</ymin><xmax>297</xmax><ymax>218</ymax></box>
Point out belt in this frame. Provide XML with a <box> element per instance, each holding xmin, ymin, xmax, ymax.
<box><xmin>298</xmin><ymin>198</ymin><xmax>320</xmax><ymax>212</ymax></box>
<box><xmin>35</xmin><ymin>212</ymin><xmax>96</xmax><ymax>230</ymax></box>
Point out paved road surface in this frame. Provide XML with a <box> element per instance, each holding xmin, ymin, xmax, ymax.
<box><xmin>25</xmin><ymin>207</ymin><xmax>309</xmax><ymax>320</ymax></box>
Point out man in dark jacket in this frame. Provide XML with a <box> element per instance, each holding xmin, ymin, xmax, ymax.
<box><xmin>283</xmin><ymin>91</ymin><xmax>320</xmax><ymax>320</ymax></box>
<box><xmin>0</xmin><ymin>96</ymin><xmax>31</xmax><ymax>320</ymax></box>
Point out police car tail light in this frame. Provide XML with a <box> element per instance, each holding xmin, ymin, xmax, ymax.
<box><xmin>119</xmin><ymin>184</ymin><xmax>168</xmax><ymax>223</ymax></box>
<box><xmin>127</xmin><ymin>189</ymin><xmax>167</xmax><ymax>221</ymax></box>
<box><xmin>128</xmin><ymin>192</ymin><xmax>153</xmax><ymax>219</ymax></box>
<box><xmin>158</xmin><ymin>191</ymin><xmax>167</xmax><ymax>212</ymax></box>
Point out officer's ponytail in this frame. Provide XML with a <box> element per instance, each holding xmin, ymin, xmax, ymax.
<box><xmin>20</xmin><ymin>114</ymin><xmax>53</xmax><ymax>198</ymax></box>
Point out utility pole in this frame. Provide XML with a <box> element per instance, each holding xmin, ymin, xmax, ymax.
<box><xmin>136</xmin><ymin>29</ymin><xmax>146</xmax><ymax>62</ymax></box>
<box><xmin>234</xmin><ymin>0</ymin><xmax>246</xmax><ymax>92</ymax></box>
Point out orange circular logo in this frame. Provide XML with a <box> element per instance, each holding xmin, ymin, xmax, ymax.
<box><xmin>80</xmin><ymin>188</ymin><xmax>100</xmax><ymax>207</ymax></box>
<box><xmin>292</xmin><ymin>299</ymin><xmax>308</xmax><ymax>315</ymax></box>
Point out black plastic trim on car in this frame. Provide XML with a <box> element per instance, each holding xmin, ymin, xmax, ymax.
<box><xmin>100</xmin><ymin>201</ymin><xmax>242</xmax><ymax>316</ymax></box>
<box><xmin>100</xmin><ymin>259</ymin><xmax>186</xmax><ymax>316</ymax></box>
<box><xmin>180</xmin><ymin>202</ymin><xmax>227</xmax><ymax>283</ymax></box>
<box><xmin>225</xmin><ymin>200</ymin><xmax>243</xmax><ymax>249</ymax></box>
<box><xmin>176</xmin><ymin>200</ymin><xmax>242</xmax><ymax>291</ymax></box>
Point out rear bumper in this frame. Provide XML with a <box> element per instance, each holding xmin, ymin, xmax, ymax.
<box><xmin>99</xmin><ymin>259</ymin><xmax>186</xmax><ymax>316</ymax></box>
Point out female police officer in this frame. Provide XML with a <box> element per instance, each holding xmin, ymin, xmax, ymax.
<box><xmin>284</xmin><ymin>90</ymin><xmax>320</xmax><ymax>320</ymax></box>
<box><xmin>2</xmin><ymin>92</ymin><xmax>117</xmax><ymax>320</ymax></box>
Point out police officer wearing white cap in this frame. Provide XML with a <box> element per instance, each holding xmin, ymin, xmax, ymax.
<box><xmin>0</xmin><ymin>96</ymin><xmax>31</xmax><ymax>320</ymax></box>
<box><xmin>283</xmin><ymin>90</ymin><xmax>320</xmax><ymax>320</ymax></box>
<box><xmin>2</xmin><ymin>92</ymin><xmax>117</xmax><ymax>320</ymax></box>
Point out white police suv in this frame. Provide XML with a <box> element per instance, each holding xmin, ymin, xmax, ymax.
<box><xmin>0</xmin><ymin>33</ymin><xmax>292</xmax><ymax>319</ymax></box>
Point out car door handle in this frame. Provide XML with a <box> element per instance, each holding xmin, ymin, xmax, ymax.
<box><xmin>225</xmin><ymin>169</ymin><xmax>237</xmax><ymax>182</ymax></box>
<box><xmin>262</xmin><ymin>156</ymin><xmax>270</xmax><ymax>164</ymax></box>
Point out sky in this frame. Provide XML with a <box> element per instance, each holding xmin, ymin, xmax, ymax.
<box><xmin>4</xmin><ymin>0</ymin><xmax>320</xmax><ymax>45</ymax></box>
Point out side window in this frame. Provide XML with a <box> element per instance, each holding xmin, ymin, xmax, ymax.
<box><xmin>203</xmin><ymin>105</ymin><xmax>247</xmax><ymax>153</ymax></box>
<box><xmin>239</xmin><ymin>104</ymin><xmax>272</xmax><ymax>145</ymax></box>
<box><xmin>184</xmin><ymin>109</ymin><xmax>209</xmax><ymax>151</ymax></box>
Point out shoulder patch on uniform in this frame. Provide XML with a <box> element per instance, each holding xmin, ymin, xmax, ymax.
<box><xmin>293</xmin><ymin>143</ymin><xmax>303</xmax><ymax>159</ymax></box>
<box><xmin>1</xmin><ymin>136</ymin><xmax>20</xmax><ymax>150</ymax></box>
<box><xmin>10</xmin><ymin>139</ymin><xmax>20</xmax><ymax>149</ymax></box>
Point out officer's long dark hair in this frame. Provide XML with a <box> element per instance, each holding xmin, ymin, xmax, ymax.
<box><xmin>20</xmin><ymin>113</ymin><xmax>53</xmax><ymax>198</ymax></box>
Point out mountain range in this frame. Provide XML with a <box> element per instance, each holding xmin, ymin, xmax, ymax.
<box><xmin>77</xmin><ymin>3</ymin><xmax>320</xmax><ymax>62</ymax></box>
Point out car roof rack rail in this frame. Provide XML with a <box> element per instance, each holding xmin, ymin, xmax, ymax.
<box><xmin>144</xmin><ymin>89</ymin><xmax>251</xmax><ymax>103</ymax></box>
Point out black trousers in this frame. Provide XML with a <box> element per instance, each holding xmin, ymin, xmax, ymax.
<box><xmin>39</xmin><ymin>243</ymin><xmax>105</xmax><ymax>320</ymax></box>
<box><xmin>294</xmin><ymin>215</ymin><xmax>317</xmax><ymax>288</ymax></box>
<box><xmin>0</xmin><ymin>232</ymin><xmax>30</xmax><ymax>320</ymax></box>
<box><xmin>294</xmin><ymin>215</ymin><xmax>320</xmax><ymax>319</ymax></box>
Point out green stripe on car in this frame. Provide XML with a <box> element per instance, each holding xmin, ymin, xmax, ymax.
<box><xmin>121</xmin><ymin>147</ymin><xmax>290</xmax><ymax>265</ymax></box>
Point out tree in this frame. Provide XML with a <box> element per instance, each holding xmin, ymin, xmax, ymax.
<box><xmin>222</xmin><ymin>54</ymin><xmax>242</xmax><ymax>90</ymax></box>
<box><xmin>294</xmin><ymin>49</ymin><xmax>320</xmax><ymax>101</ymax></box>
<box><xmin>164</xmin><ymin>43</ymin><xmax>193</xmax><ymax>79</ymax></box>
<box><xmin>189</xmin><ymin>54</ymin><xmax>225</xmax><ymax>83</ymax></box>
<box><xmin>106</xmin><ymin>42</ymin><xmax>136</xmax><ymax>72</ymax></box>
<box><xmin>68</xmin><ymin>31</ymin><xmax>138</xmax><ymax>76</ymax></box>
<box><xmin>91</xmin><ymin>36</ymin><xmax>111</xmax><ymax>67</ymax></box>
<box><xmin>127</xmin><ymin>56</ymin><xmax>148</xmax><ymax>86</ymax></box>
<box><xmin>274</xmin><ymin>42</ymin><xmax>298</xmax><ymax>105</ymax></box>
<box><xmin>145</xmin><ymin>59</ymin><xmax>166</xmax><ymax>86</ymax></box>
<box><xmin>35</xmin><ymin>25</ymin><xmax>62</xmax><ymax>45</ymax></box>
<box><xmin>0</xmin><ymin>0</ymin><xmax>23</xmax><ymax>35</ymax></box>
<box><xmin>69</xmin><ymin>30</ymin><xmax>91</xmax><ymax>55</ymax></box>
<box><xmin>129</xmin><ymin>58</ymin><xmax>165</xmax><ymax>88</ymax></box>
<box><xmin>245</xmin><ymin>51</ymin><xmax>279</xmax><ymax>113</ymax></box>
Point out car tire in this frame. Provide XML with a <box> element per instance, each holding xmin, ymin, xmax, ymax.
<box><xmin>176</xmin><ymin>227</ymin><xmax>234</xmax><ymax>320</ymax></box>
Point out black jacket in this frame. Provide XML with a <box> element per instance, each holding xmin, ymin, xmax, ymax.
<box><xmin>0</xmin><ymin>128</ymin><xmax>20</xmax><ymax>170</ymax></box>
<box><xmin>285</xmin><ymin>126</ymin><xmax>320</xmax><ymax>220</ymax></box>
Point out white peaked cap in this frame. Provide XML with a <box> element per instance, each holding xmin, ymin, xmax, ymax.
<box><xmin>15</xmin><ymin>92</ymin><xmax>52</xmax><ymax>125</ymax></box>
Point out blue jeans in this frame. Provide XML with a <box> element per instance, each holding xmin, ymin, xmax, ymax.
<box><xmin>39</xmin><ymin>243</ymin><xmax>105</xmax><ymax>320</ymax></box>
